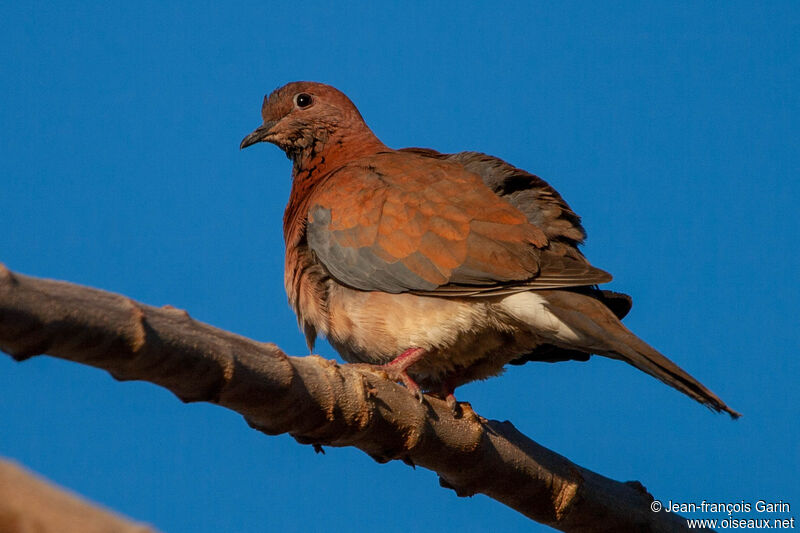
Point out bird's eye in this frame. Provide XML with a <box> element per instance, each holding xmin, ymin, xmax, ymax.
<box><xmin>295</xmin><ymin>93</ymin><xmax>313</xmax><ymax>108</ymax></box>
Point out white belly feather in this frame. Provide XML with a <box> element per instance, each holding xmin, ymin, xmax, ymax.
<box><xmin>498</xmin><ymin>292</ymin><xmax>586</xmax><ymax>345</ymax></box>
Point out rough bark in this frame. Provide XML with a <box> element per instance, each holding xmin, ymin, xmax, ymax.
<box><xmin>0</xmin><ymin>458</ymin><xmax>157</xmax><ymax>533</ymax></box>
<box><xmin>0</xmin><ymin>264</ymin><xmax>706</xmax><ymax>532</ymax></box>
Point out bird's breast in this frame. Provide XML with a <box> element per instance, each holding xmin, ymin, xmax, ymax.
<box><xmin>285</xmin><ymin>242</ymin><xmax>558</xmax><ymax>388</ymax></box>
<box><xmin>284</xmin><ymin>242</ymin><xmax>331</xmax><ymax>349</ymax></box>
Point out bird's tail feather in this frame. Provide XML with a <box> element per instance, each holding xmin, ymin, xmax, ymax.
<box><xmin>540</xmin><ymin>291</ymin><xmax>741</xmax><ymax>418</ymax></box>
<box><xmin>604</xmin><ymin>322</ymin><xmax>741</xmax><ymax>418</ymax></box>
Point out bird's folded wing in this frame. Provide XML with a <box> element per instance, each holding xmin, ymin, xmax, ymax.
<box><xmin>399</xmin><ymin>148</ymin><xmax>587</xmax><ymax>245</ymax></box>
<box><xmin>306</xmin><ymin>152</ymin><xmax>611</xmax><ymax>296</ymax></box>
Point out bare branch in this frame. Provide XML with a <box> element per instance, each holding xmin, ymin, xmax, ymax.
<box><xmin>0</xmin><ymin>458</ymin><xmax>157</xmax><ymax>533</ymax></box>
<box><xmin>0</xmin><ymin>264</ymin><xmax>705</xmax><ymax>532</ymax></box>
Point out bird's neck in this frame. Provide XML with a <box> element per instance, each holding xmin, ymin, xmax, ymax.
<box><xmin>283</xmin><ymin>129</ymin><xmax>388</xmax><ymax>247</ymax></box>
<box><xmin>290</xmin><ymin>127</ymin><xmax>388</xmax><ymax>175</ymax></box>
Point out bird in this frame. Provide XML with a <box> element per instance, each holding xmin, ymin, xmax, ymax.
<box><xmin>240</xmin><ymin>81</ymin><xmax>740</xmax><ymax>418</ymax></box>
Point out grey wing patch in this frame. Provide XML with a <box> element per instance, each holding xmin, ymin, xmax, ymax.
<box><xmin>306</xmin><ymin>205</ymin><xmax>439</xmax><ymax>293</ymax></box>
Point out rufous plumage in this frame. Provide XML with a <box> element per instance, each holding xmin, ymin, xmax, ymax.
<box><xmin>241</xmin><ymin>81</ymin><xmax>739</xmax><ymax>418</ymax></box>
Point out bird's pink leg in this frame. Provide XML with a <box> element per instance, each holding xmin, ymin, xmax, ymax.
<box><xmin>380</xmin><ymin>347</ymin><xmax>426</xmax><ymax>401</ymax></box>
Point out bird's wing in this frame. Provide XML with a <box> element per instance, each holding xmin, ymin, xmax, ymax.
<box><xmin>398</xmin><ymin>148</ymin><xmax>586</xmax><ymax>245</ymax></box>
<box><xmin>306</xmin><ymin>151</ymin><xmax>611</xmax><ymax>296</ymax></box>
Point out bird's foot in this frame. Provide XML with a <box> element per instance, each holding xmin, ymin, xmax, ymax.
<box><xmin>379</xmin><ymin>347</ymin><xmax>426</xmax><ymax>402</ymax></box>
<box><xmin>379</xmin><ymin>365</ymin><xmax>424</xmax><ymax>402</ymax></box>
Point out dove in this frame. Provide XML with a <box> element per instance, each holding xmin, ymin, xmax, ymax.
<box><xmin>240</xmin><ymin>81</ymin><xmax>739</xmax><ymax>418</ymax></box>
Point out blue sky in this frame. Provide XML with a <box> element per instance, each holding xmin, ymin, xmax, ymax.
<box><xmin>1</xmin><ymin>2</ymin><xmax>798</xmax><ymax>531</ymax></box>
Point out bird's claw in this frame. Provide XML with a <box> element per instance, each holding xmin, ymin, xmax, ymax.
<box><xmin>413</xmin><ymin>389</ymin><xmax>425</xmax><ymax>403</ymax></box>
<box><xmin>445</xmin><ymin>393</ymin><xmax>459</xmax><ymax>413</ymax></box>
<box><xmin>381</xmin><ymin>364</ymin><xmax>424</xmax><ymax>402</ymax></box>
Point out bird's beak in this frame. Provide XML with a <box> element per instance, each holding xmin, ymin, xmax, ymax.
<box><xmin>240</xmin><ymin>121</ymin><xmax>277</xmax><ymax>149</ymax></box>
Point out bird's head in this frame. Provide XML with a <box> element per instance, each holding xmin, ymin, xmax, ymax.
<box><xmin>240</xmin><ymin>81</ymin><xmax>381</xmax><ymax>167</ymax></box>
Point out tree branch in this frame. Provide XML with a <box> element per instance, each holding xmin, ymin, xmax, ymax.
<box><xmin>0</xmin><ymin>457</ymin><xmax>157</xmax><ymax>533</ymax></box>
<box><xmin>0</xmin><ymin>264</ymin><xmax>705</xmax><ymax>532</ymax></box>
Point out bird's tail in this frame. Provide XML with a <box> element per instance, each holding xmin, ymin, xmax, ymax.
<box><xmin>537</xmin><ymin>290</ymin><xmax>741</xmax><ymax>418</ymax></box>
